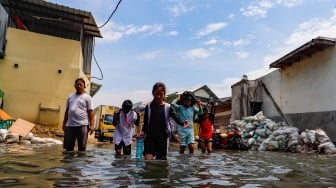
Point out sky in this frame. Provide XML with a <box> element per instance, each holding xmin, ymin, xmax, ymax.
<box><xmin>49</xmin><ymin>0</ymin><xmax>336</xmax><ymax>107</ymax></box>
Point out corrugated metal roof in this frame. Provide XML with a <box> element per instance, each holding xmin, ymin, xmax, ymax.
<box><xmin>0</xmin><ymin>0</ymin><xmax>102</xmax><ymax>38</ymax></box>
<box><xmin>269</xmin><ymin>36</ymin><xmax>336</xmax><ymax>69</ymax></box>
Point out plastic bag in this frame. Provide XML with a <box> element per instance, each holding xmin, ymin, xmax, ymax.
<box><xmin>318</xmin><ymin>142</ymin><xmax>336</xmax><ymax>154</ymax></box>
<box><xmin>315</xmin><ymin>128</ymin><xmax>331</xmax><ymax>144</ymax></box>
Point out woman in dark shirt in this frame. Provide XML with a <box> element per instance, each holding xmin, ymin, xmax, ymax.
<box><xmin>141</xmin><ymin>82</ymin><xmax>184</xmax><ymax>160</ymax></box>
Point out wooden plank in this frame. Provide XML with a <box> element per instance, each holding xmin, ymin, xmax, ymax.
<box><xmin>8</xmin><ymin>118</ymin><xmax>35</xmax><ymax>137</ymax></box>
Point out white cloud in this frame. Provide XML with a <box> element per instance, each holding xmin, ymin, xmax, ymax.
<box><xmin>240</xmin><ymin>5</ymin><xmax>269</xmax><ymax>18</ymax></box>
<box><xmin>246</xmin><ymin>66</ymin><xmax>275</xmax><ymax>80</ymax></box>
<box><xmin>267</xmin><ymin>10</ymin><xmax>336</xmax><ymax>63</ymax></box>
<box><xmin>98</xmin><ymin>22</ymin><xmax>123</xmax><ymax>41</ymax></box>
<box><xmin>232</xmin><ymin>38</ymin><xmax>251</xmax><ymax>47</ymax></box>
<box><xmin>136</xmin><ymin>50</ymin><xmax>165</xmax><ymax>60</ymax></box>
<box><xmin>222</xmin><ymin>36</ymin><xmax>253</xmax><ymax>48</ymax></box>
<box><xmin>98</xmin><ymin>22</ymin><xmax>163</xmax><ymax>42</ymax></box>
<box><xmin>240</xmin><ymin>0</ymin><xmax>303</xmax><ymax>18</ymax></box>
<box><xmin>168</xmin><ymin>3</ymin><xmax>195</xmax><ymax>17</ymax></box>
<box><xmin>124</xmin><ymin>24</ymin><xmax>163</xmax><ymax>36</ymax></box>
<box><xmin>208</xmin><ymin>77</ymin><xmax>241</xmax><ymax>98</ymax></box>
<box><xmin>235</xmin><ymin>51</ymin><xmax>249</xmax><ymax>59</ymax></box>
<box><xmin>183</xmin><ymin>48</ymin><xmax>212</xmax><ymax>59</ymax></box>
<box><xmin>197</xmin><ymin>22</ymin><xmax>227</xmax><ymax>36</ymax></box>
<box><xmin>282</xmin><ymin>0</ymin><xmax>303</xmax><ymax>7</ymax></box>
<box><xmin>167</xmin><ymin>30</ymin><xmax>179</xmax><ymax>36</ymax></box>
<box><xmin>204</xmin><ymin>38</ymin><xmax>218</xmax><ymax>45</ymax></box>
<box><xmin>286</xmin><ymin>12</ymin><xmax>336</xmax><ymax>45</ymax></box>
<box><xmin>100</xmin><ymin>30</ymin><xmax>123</xmax><ymax>41</ymax></box>
<box><xmin>228</xmin><ymin>13</ymin><xmax>235</xmax><ymax>19</ymax></box>
<box><xmin>244</xmin><ymin>7</ymin><xmax>336</xmax><ymax>82</ymax></box>
<box><xmin>222</xmin><ymin>40</ymin><xmax>232</xmax><ymax>46</ymax></box>
<box><xmin>263</xmin><ymin>54</ymin><xmax>280</xmax><ymax>65</ymax></box>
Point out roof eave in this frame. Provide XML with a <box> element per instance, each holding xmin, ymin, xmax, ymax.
<box><xmin>269</xmin><ymin>36</ymin><xmax>336</xmax><ymax>69</ymax></box>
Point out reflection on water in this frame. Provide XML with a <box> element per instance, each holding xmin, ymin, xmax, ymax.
<box><xmin>0</xmin><ymin>143</ymin><xmax>335</xmax><ymax>187</ymax></box>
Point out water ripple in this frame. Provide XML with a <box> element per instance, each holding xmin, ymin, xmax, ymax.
<box><xmin>0</xmin><ymin>144</ymin><xmax>335</xmax><ymax>187</ymax></box>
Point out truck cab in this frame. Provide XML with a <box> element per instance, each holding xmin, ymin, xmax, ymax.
<box><xmin>94</xmin><ymin>105</ymin><xmax>119</xmax><ymax>142</ymax></box>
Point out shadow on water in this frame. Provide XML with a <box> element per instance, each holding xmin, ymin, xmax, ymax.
<box><xmin>0</xmin><ymin>143</ymin><xmax>336</xmax><ymax>187</ymax></box>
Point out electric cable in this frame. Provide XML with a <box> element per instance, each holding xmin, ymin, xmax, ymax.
<box><xmin>89</xmin><ymin>38</ymin><xmax>103</xmax><ymax>80</ymax></box>
<box><xmin>91</xmin><ymin>0</ymin><xmax>123</xmax><ymax>80</ymax></box>
<box><xmin>99</xmin><ymin>0</ymin><xmax>122</xmax><ymax>28</ymax></box>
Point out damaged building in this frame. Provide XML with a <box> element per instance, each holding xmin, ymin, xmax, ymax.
<box><xmin>232</xmin><ymin>36</ymin><xmax>336</xmax><ymax>142</ymax></box>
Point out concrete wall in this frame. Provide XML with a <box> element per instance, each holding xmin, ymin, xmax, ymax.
<box><xmin>261</xmin><ymin>47</ymin><xmax>336</xmax><ymax>141</ymax></box>
<box><xmin>231</xmin><ymin>79</ymin><xmax>263</xmax><ymax>121</ymax></box>
<box><xmin>0</xmin><ymin>28</ymin><xmax>90</xmax><ymax>130</ymax></box>
<box><xmin>260</xmin><ymin>69</ymin><xmax>283</xmax><ymax>121</ymax></box>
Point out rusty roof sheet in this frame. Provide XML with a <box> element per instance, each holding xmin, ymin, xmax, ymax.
<box><xmin>0</xmin><ymin>0</ymin><xmax>102</xmax><ymax>38</ymax></box>
<box><xmin>269</xmin><ymin>36</ymin><xmax>336</xmax><ymax>69</ymax></box>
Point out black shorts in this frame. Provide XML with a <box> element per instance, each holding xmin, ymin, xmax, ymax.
<box><xmin>115</xmin><ymin>141</ymin><xmax>131</xmax><ymax>155</ymax></box>
<box><xmin>143</xmin><ymin>137</ymin><xmax>168</xmax><ymax>160</ymax></box>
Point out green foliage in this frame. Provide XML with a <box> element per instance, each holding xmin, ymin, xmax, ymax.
<box><xmin>165</xmin><ymin>93</ymin><xmax>178</xmax><ymax>103</ymax></box>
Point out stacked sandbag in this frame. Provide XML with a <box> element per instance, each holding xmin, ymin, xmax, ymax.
<box><xmin>299</xmin><ymin>129</ymin><xmax>317</xmax><ymax>153</ymax></box>
<box><xmin>315</xmin><ymin>128</ymin><xmax>336</xmax><ymax>154</ymax></box>
<box><xmin>228</xmin><ymin>111</ymin><xmax>336</xmax><ymax>154</ymax></box>
<box><xmin>20</xmin><ymin>132</ymin><xmax>35</xmax><ymax>145</ymax></box>
<box><xmin>0</xmin><ymin>129</ymin><xmax>8</xmax><ymax>143</ymax></box>
<box><xmin>229</xmin><ymin>111</ymin><xmax>287</xmax><ymax>151</ymax></box>
<box><xmin>5</xmin><ymin>132</ymin><xmax>20</xmax><ymax>144</ymax></box>
<box><xmin>0</xmin><ymin>129</ymin><xmax>62</xmax><ymax>146</ymax></box>
<box><xmin>284</xmin><ymin>126</ymin><xmax>302</xmax><ymax>152</ymax></box>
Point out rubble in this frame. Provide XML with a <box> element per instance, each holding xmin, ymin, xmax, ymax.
<box><xmin>226</xmin><ymin>111</ymin><xmax>336</xmax><ymax>154</ymax></box>
<box><xmin>0</xmin><ymin>124</ymin><xmax>63</xmax><ymax>146</ymax></box>
<box><xmin>0</xmin><ymin>108</ymin><xmax>63</xmax><ymax>146</ymax></box>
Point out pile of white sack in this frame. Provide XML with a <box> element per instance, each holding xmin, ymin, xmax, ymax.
<box><xmin>228</xmin><ymin>111</ymin><xmax>336</xmax><ymax>154</ymax></box>
<box><xmin>0</xmin><ymin>129</ymin><xmax>63</xmax><ymax>146</ymax></box>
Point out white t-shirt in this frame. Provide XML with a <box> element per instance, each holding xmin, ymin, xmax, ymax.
<box><xmin>65</xmin><ymin>92</ymin><xmax>93</xmax><ymax>127</ymax></box>
<box><xmin>113</xmin><ymin>110</ymin><xmax>138</xmax><ymax>146</ymax></box>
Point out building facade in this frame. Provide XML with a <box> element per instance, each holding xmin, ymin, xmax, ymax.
<box><xmin>0</xmin><ymin>0</ymin><xmax>102</xmax><ymax>131</ymax></box>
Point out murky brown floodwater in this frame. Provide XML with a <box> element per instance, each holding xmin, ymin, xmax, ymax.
<box><xmin>0</xmin><ymin>143</ymin><xmax>335</xmax><ymax>188</ymax></box>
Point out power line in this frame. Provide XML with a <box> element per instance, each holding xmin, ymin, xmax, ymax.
<box><xmin>89</xmin><ymin>38</ymin><xmax>103</xmax><ymax>80</ymax></box>
<box><xmin>91</xmin><ymin>0</ymin><xmax>123</xmax><ymax>80</ymax></box>
<box><xmin>99</xmin><ymin>0</ymin><xmax>122</xmax><ymax>28</ymax></box>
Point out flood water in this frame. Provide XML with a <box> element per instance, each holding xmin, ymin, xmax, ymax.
<box><xmin>0</xmin><ymin>143</ymin><xmax>335</xmax><ymax>188</ymax></box>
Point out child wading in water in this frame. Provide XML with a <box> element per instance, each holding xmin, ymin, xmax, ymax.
<box><xmin>140</xmin><ymin>82</ymin><xmax>184</xmax><ymax>160</ymax></box>
<box><xmin>172</xmin><ymin>91</ymin><xmax>203</xmax><ymax>154</ymax></box>
<box><xmin>197</xmin><ymin>107</ymin><xmax>213</xmax><ymax>153</ymax></box>
<box><xmin>113</xmin><ymin>100</ymin><xmax>138</xmax><ymax>156</ymax></box>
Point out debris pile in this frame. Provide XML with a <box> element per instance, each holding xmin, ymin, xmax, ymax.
<box><xmin>0</xmin><ymin>110</ymin><xmax>63</xmax><ymax>146</ymax></box>
<box><xmin>0</xmin><ymin>128</ymin><xmax>62</xmax><ymax>146</ymax></box>
<box><xmin>227</xmin><ymin>111</ymin><xmax>336</xmax><ymax>154</ymax></box>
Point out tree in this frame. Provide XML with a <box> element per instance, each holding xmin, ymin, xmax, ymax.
<box><xmin>165</xmin><ymin>93</ymin><xmax>178</xmax><ymax>103</ymax></box>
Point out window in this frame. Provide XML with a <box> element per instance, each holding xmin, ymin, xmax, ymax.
<box><xmin>104</xmin><ymin>114</ymin><xmax>114</xmax><ymax>125</ymax></box>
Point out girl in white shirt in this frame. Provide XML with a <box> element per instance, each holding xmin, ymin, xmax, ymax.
<box><xmin>113</xmin><ymin>100</ymin><xmax>138</xmax><ymax>155</ymax></box>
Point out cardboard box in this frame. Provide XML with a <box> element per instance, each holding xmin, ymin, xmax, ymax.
<box><xmin>8</xmin><ymin>118</ymin><xmax>35</xmax><ymax>137</ymax></box>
